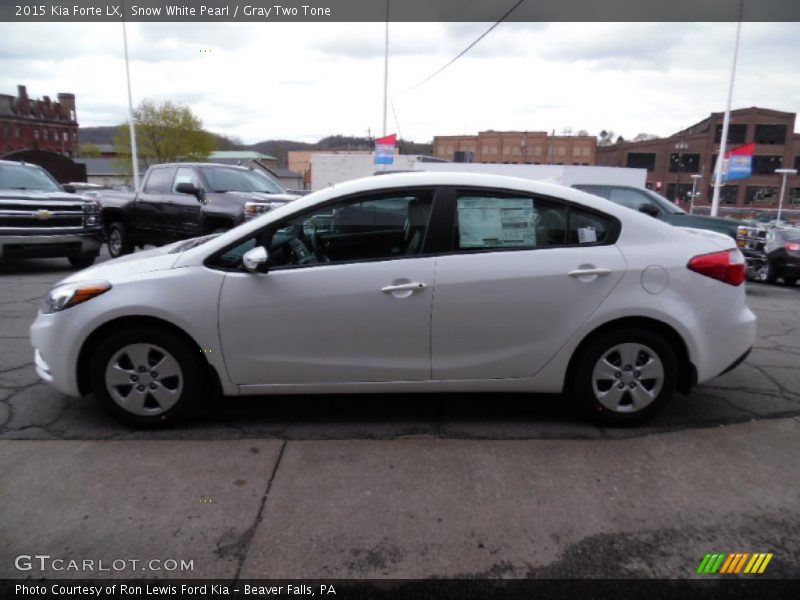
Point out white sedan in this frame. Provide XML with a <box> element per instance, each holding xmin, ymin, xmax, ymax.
<box><xmin>30</xmin><ymin>172</ymin><xmax>756</xmax><ymax>427</ymax></box>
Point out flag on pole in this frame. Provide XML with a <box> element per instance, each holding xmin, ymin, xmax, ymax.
<box><xmin>375</xmin><ymin>134</ymin><xmax>397</xmax><ymax>165</ymax></box>
<box><xmin>721</xmin><ymin>142</ymin><xmax>755</xmax><ymax>181</ymax></box>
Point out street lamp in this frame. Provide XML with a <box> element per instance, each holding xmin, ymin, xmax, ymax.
<box><xmin>775</xmin><ymin>168</ymin><xmax>797</xmax><ymax>225</ymax></box>
<box><xmin>689</xmin><ymin>174</ymin><xmax>703</xmax><ymax>215</ymax></box>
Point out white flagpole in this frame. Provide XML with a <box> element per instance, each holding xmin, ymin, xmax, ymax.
<box><xmin>711</xmin><ymin>9</ymin><xmax>743</xmax><ymax>217</ymax></box>
<box><xmin>122</xmin><ymin>9</ymin><xmax>140</xmax><ymax>193</ymax></box>
<box><xmin>382</xmin><ymin>0</ymin><xmax>389</xmax><ymax>138</ymax></box>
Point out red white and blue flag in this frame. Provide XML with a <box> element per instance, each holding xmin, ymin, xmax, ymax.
<box><xmin>375</xmin><ymin>134</ymin><xmax>397</xmax><ymax>165</ymax></box>
<box><xmin>721</xmin><ymin>142</ymin><xmax>755</xmax><ymax>181</ymax></box>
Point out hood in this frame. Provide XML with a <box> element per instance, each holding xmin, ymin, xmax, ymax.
<box><xmin>218</xmin><ymin>191</ymin><xmax>298</xmax><ymax>203</ymax></box>
<box><xmin>59</xmin><ymin>242</ymin><xmax>184</xmax><ymax>285</ymax></box>
<box><xmin>0</xmin><ymin>190</ymin><xmax>85</xmax><ymax>203</ymax></box>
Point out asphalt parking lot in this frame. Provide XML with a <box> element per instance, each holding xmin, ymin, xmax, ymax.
<box><xmin>1</xmin><ymin>249</ymin><xmax>799</xmax><ymax>579</ymax></box>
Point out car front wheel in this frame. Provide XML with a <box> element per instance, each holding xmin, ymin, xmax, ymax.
<box><xmin>568</xmin><ymin>327</ymin><xmax>678</xmax><ymax>426</ymax></box>
<box><xmin>89</xmin><ymin>326</ymin><xmax>205</xmax><ymax>427</ymax></box>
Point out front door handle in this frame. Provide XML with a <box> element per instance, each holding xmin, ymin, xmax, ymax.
<box><xmin>568</xmin><ymin>267</ymin><xmax>611</xmax><ymax>277</ymax></box>
<box><xmin>381</xmin><ymin>282</ymin><xmax>427</xmax><ymax>293</ymax></box>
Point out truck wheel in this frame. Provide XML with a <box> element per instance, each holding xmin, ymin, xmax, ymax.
<box><xmin>108</xmin><ymin>222</ymin><xmax>134</xmax><ymax>258</ymax></box>
<box><xmin>756</xmin><ymin>262</ymin><xmax>777</xmax><ymax>284</ymax></box>
<box><xmin>68</xmin><ymin>255</ymin><xmax>96</xmax><ymax>269</ymax></box>
<box><xmin>782</xmin><ymin>277</ymin><xmax>797</xmax><ymax>286</ymax></box>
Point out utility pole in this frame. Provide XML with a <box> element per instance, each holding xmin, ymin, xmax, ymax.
<box><xmin>122</xmin><ymin>5</ymin><xmax>140</xmax><ymax>193</ymax></box>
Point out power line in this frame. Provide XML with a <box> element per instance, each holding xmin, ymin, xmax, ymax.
<box><xmin>400</xmin><ymin>0</ymin><xmax>527</xmax><ymax>94</ymax></box>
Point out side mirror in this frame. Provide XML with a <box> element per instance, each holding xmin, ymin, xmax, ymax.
<box><xmin>638</xmin><ymin>203</ymin><xmax>659</xmax><ymax>218</ymax></box>
<box><xmin>175</xmin><ymin>182</ymin><xmax>206</xmax><ymax>203</ymax></box>
<box><xmin>242</xmin><ymin>246</ymin><xmax>269</xmax><ymax>273</ymax></box>
<box><xmin>62</xmin><ymin>184</ymin><xmax>77</xmax><ymax>194</ymax></box>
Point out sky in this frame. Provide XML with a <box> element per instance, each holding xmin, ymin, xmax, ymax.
<box><xmin>0</xmin><ymin>21</ymin><xmax>798</xmax><ymax>144</ymax></box>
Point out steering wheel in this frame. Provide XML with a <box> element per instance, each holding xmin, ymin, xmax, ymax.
<box><xmin>288</xmin><ymin>238</ymin><xmax>315</xmax><ymax>265</ymax></box>
<box><xmin>305</xmin><ymin>220</ymin><xmax>330</xmax><ymax>263</ymax></box>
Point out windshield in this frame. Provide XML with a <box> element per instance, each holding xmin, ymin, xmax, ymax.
<box><xmin>641</xmin><ymin>188</ymin><xmax>686</xmax><ymax>215</ymax></box>
<box><xmin>203</xmin><ymin>167</ymin><xmax>285</xmax><ymax>194</ymax></box>
<box><xmin>780</xmin><ymin>229</ymin><xmax>800</xmax><ymax>241</ymax></box>
<box><xmin>0</xmin><ymin>163</ymin><xmax>62</xmax><ymax>192</ymax></box>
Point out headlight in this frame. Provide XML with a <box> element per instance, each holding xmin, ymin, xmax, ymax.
<box><xmin>41</xmin><ymin>280</ymin><xmax>111</xmax><ymax>314</ymax></box>
<box><xmin>244</xmin><ymin>201</ymin><xmax>278</xmax><ymax>218</ymax></box>
<box><xmin>83</xmin><ymin>199</ymin><xmax>100</xmax><ymax>227</ymax></box>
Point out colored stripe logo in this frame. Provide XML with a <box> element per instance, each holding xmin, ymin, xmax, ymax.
<box><xmin>697</xmin><ymin>552</ymin><xmax>773</xmax><ymax>574</ymax></box>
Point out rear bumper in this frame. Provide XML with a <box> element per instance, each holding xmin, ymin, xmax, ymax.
<box><xmin>720</xmin><ymin>347</ymin><xmax>752</xmax><ymax>376</ymax></box>
<box><xmin>0</xmin><ymin>231</ymin><xmax>102</xmax><ymax>259</ymax></box>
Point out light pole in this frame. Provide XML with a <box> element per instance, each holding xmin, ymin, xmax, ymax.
<box><xmin>775</xmin><ymin>168</ymin><xmax>797</xmax><ymax>225</ymax></box>
<box><xmin>689</xmin><ymin>174</ymin><xmax>702</xmax><ymax>214</ymax></box>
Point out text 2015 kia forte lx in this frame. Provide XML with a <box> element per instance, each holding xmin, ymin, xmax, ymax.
<box><xmin>30</xmin><ymin>172</ymin><xmax>756</xmax><ymax>427</ymax></box>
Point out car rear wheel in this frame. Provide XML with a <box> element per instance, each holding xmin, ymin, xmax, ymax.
<box><xmin>89</xmin><ymin>327</ymin><xmax>205</xmax><ymax>427</ymax></box>
<box><xmin>568</xmin><ymin>327</ymin><xmax>678</xmax><ymax>426</ymax></box>
<box><xmin>107</xmin><ymin>222</ymin><xmax>134</xmax><ymax>258</ymax></box>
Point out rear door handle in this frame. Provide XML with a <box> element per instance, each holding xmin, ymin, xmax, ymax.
<box><xmin>381</xmin><ymin>282</ymin><xmax>427</xmax><ymax>293</ymax></box>
<box><xmin>568</xmin><ymin>267</ymin><xmax>611</xmax><ymax>277</ymax></box>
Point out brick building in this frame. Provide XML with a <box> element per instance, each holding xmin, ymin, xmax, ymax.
<box><xmin>0</xmin><ymin>85</ymin><xmax>79</xmax><ymax>157</ymax></box>
<box><xmin>596</xmin><ymin>107</ymin><xmax>800</xmax><ymax>212</ymax></box>
<box><xmin>433</xmin><ymin>131</ymin><xmax>596</xmax><ymax>166</ymax></box>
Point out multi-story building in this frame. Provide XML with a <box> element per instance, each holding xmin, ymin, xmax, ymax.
<box><xmin>0</xmin><ymin>85</ymin><xmax>79</xmax><ymax>157</ymax></box>
<box><xmin>433</xmin><ymin>130</ymin><xmax>597</xmax><ymax>166</ymax></box>
<box><xmin>596</xmin><ymin>107</ymin><xmax>800</xmax><ymax>213</ymax></box>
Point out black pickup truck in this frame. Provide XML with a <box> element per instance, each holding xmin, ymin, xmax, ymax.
<box><xmin>0</xmin><ymin>160</ymin><xmax>103</xmax><ymax>268</ymax></box>
<box><xmin>98</xmin><ymin>162</ymin><xmax>297</xmax><ymax>258</ymax></box>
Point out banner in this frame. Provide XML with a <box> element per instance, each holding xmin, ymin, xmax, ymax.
<box><xmin>374</xmin><ymin>134</ymin><xmax>397</xmax><ymax>165</ymax></box>
<box><xmin>722</xmin><ymin>142</ymin><xmax>755</xmax><ymax>181</ymax></box>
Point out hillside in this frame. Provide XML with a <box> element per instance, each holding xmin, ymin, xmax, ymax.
<box><xmin>79</xmin><ymin>128</ymin><xmax>433</xmax><ymax>166</ymax></box>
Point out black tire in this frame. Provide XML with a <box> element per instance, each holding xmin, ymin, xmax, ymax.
<box><xmin>107</xmin><ymin>221</ymin><xmax>134</xmax><ymax>258</ymax></box>
<box><xmin>567</xmin><ymin>327</ymin><xmax>678</xmax><ymax>426</ymax></box>
<box><xmin>782</xmin><ymin>277</ymin><xmax>797</xmax><ymax>286</ymax></box>
<box><xmin>89</xmin><ymin>326</ymin><xmax>206</xmax><ymax>428</ymax></box>
<box><xmin>756</xmin><ymin>261</ymin><xmax>777</xmax><ymax>284</ymax></box>
<box><xmin>68</xmin><ymin>255</ymin><xmax>96</xmax><ymax>269</ymax></box>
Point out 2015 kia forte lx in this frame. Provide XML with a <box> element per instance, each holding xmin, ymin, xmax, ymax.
<box><xmin>30</xmin><ymin>172</ymin><xmax>756</xmax><ymax>427</ymax></box>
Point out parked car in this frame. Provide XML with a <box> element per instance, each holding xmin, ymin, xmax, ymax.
<box><xmin>0</xmin><ymin>160</ymin><xmax>103</xmax><ymax>268</ymax></box>
<box><xmin>749</xmin><ymin>227</ymin><xmax>800</xmax><ymax>285</ymax></box>
<box><xmin>97</xmin><ymin>163</ymin><xmax>298</xmax><ymax>258</ymax></box>
<box><xmin>31</xmin><ymin>172</ymin><xmax>755</xmax><ymax>427</ymax></box>
<box><xmin>572</xmin><ymin>184</ymin><xmax>750</xmax><ymax>239</ymax></box>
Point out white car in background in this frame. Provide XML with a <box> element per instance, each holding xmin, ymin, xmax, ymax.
<box><xmin>30</xmin><ymin>172</ymin><xmax>756</xmax><ymax>427</ymax></box>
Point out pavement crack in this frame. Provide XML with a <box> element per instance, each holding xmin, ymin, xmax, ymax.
<box><xmin>232</xmin><ymin>439</ymin><xmax>287</xmax><ymax>581</ymax></box>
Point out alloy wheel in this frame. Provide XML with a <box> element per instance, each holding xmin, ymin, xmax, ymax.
<box><xmin>591</xmin><ymin>343</ymin><xmax>664</xmax><ymax>413</ymax></box>
<box><xmin>104</xmin><ymin>343</ymin><xmax>183</xmax><ymax>416</ymax></box>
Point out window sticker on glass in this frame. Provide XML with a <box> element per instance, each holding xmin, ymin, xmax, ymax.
<box><xmin>577</xmin><ymin>227</ymin><xmax>597</xmax><ymax>244</ymax></box>
<box><xmin>457</xmin><ymin>197</ymin><xmax>536</xmax><ymax>249</ymax></box>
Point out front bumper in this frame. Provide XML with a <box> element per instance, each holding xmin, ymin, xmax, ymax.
<box><xmin>0</xmin><ymin>230</ymin><xmax>102</xmax><ymax>259</ymax></box>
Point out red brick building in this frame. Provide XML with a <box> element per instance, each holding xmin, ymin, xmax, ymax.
<box><xmin>596</xmin><ymin>107</ymin><xmax>800</xmax><ymax>213</ymax></box>
<box><xmin>0</xmin><ymin>85</ymin><xmax>79</xmax><ymax>157</ymax></box>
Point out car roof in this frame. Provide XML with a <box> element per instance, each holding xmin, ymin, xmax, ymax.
<box><xmin>0</xmin><ymin>159</ymin><xmax>44</xmax><ymax>168</ymax></box>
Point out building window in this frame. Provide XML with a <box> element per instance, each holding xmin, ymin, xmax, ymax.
<box><xmin>708</xmin><ymin>185</ymin><xmax>739</xmax><ymax>205</ymax></box>
<box><xmin>14</xmin><ymin>126</ymin><xmax>20</xmax><ymax>138</ymax></box>
<box><xmin>666</xmin><ymin>183</ymin><xmax>695</xmax><ymax>202</ymax></box>
<box><xmin>753</xmin><ymin>124</ymin><xmax>787</xmax><ymax>145</ymax></box>
<box><xmin>33</xmin><ymin>129</ymin><xmax>39</xmax><ymax>140</ymax></box>
<box><xmin>626</xmin><ymin>152</ymin><xmax>656</xmax><ymax>171</ymax></box>
<box><xmin>715</xmin><ymin>124</ymin><xmax>747</xmax><ymax>145</ymax></box>
<box><xmin>794</xmin><ymin>156</ymin><xmax>800</xmax><ymax>172</ymax></box>
<box><xmin>745</xmin><ymin>186</ymin><xmax>779</xmax><ymax>205</ymax></box>
<box><xmin>669</xmin><ymin>153</ymin><xmax>700</xmax><ymax>173</ymax></box>
<box><xmin>572</xmin><ymin>147</ymin><xmax>582</xmax><ymax>157</ymax></box>
<box><xmin>790</xmin><ymin>188</ymin><xmax>800</xmax><ymax>206</ymax></box>
<box><xmin>752</xmin><ymin>155</ymin><xmax>783</xmax><ymax>175</ymax></box>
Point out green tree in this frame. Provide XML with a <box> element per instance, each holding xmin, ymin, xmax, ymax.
<box><xmin>114</xmin><ymin>99</ymin><xmax>214</xmax><ymax>171</ymax></box>
<box><xmin>79</xmin><ymin>142</ymin><xmax>101</xmax><ymax>157</ymax></box>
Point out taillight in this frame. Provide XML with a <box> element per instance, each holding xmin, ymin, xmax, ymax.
<box><xmin>786</xmin><ymin>242</ymin><xmax>800</xmax><ymax>252</ymax></box>
<box><xmin>687</xmin><ymin>249</ymin><xmax>746</xmax><ymax>286</ymax></box>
